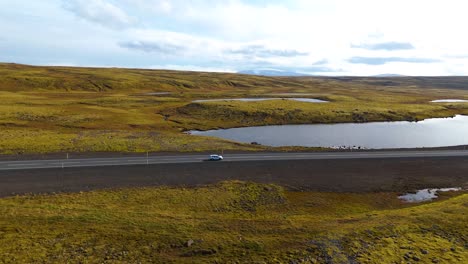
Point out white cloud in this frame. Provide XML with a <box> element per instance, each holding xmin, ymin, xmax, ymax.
<box><xmin>118</xmin><ymin>28</ymin><xmax>322</xmax><ymax>71</ymax></box>
<box><xmin>116</xmin><ymin>1</ymin><xmax>446</xmax><ymax>73</ymax></box>
<box><xmin>127</xmin><ymin>0</ymin><xmax>174</xmax><ymax>13</ymax></box>
<box><xmin>2</xmin><ymin>0</ymin><xmax>468</xmax><ymax>75</ymax></box>
<box><xmin>149</xmin><ymin>64</ymin><xmax>236</xmax><ymax>73</ymax></box>
<box><xmin>63</xmin><ymin>0</ymin><xmax>135</xmax><ymax>29</ymax></box>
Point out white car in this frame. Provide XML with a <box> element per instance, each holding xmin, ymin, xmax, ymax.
<box><xmin>209</xmin><ymin>154</ymin><xmax>224</xmax><ymax>161</ymax></box>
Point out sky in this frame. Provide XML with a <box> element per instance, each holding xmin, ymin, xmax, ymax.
<box><xmin>1</xmin><ymin>0</ymin><xmax>468</xmax><ymax>76</ymax></box>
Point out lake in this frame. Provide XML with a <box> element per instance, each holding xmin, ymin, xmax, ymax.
<box><xmin>190</xmin><ymin>115</ymin><xmax>468</xmax><ymax>149</ymax></box>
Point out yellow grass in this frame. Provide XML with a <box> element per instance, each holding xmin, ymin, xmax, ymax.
<box><xmin>0</xmin><ymin>181</ymin><xmax>465</xmax><ymax>263</ymax></box>
<box><xmin>1</xmin><ymin>64</ymin><xmax>468</xmax><ymax>154</ymax></box>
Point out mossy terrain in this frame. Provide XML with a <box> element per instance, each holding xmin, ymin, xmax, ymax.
<box><xmin>1</xmin><ymin>63</ymin><xmax>468</xmax><ymax>154</ymax></box>
<box><xmin>0</xmin><ymin>181</ymin><xmax>466</xmax><ymax>263</ymax></box>
<box><xmin>1</xmin><ymin>64</ymin><xmax>467</xmax><ymax>264</ymax></box>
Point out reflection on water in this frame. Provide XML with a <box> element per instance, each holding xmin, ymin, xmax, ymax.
<box><xmin>193</xmin><ymin>98</ymin><xmax>328</xmax><ymax>103</ymax></box>
<box><xmin>269</xmin><ymin>93</ymin><xmax>320</xmax><ymax>96</ymax></box>
<box><xmin>190</xmin><ymin>115</ymin><xmax>468</xmax><ymax>149</ymax></box>
<box><xmin>431</xmin><ymin>99</ymin><xmax>468</xmax><ymax>103</ymax></box>
<box><xmin>398</xmin><ymin>188</ymin><xmax>462</xmax><ymax>203</ymax></box>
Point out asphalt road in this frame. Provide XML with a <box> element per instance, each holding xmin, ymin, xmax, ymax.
<box><xmin>2</xmin><ymin>150</ymin><xmax>468</xmax><ymax>171</ymax></box>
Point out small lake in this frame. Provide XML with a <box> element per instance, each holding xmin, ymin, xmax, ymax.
<box><xmin>190</xmin><ymin>115</ymin><xmax>468</xmax><ymax>149</ymax></box>
<box><xmin>193</xmin><ymin>98</ymin><xmax>328</xmax><ymax>103</ymax></box>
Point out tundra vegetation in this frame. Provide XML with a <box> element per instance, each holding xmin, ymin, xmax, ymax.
<box><xmin>1</xmin><ymin>63</ymin><xmax>468</xmax><ymax>154</ymax></box>
<box><xmin>0</xmin><ymin>181</ymin><xmax>466</xmax><ymax>263</ymax></box>
<box><xmin>0</xmin><ymin>64</ymin><xmax>467</xmax><ymax>263</ymax></box>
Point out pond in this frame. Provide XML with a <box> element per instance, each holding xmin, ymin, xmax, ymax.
<box><xmin>192</xmin><ymin>98</ymin><xmax>328</xmax><ymax>103</ymax></box>
<box><xmin>398</xmin><ymin>188</ymin><xmax>462</xmax><ymax>203</ymax></box>
<box><xmin>190</xmin><ymin>115</ymin><xmax>468</xmax><ymax>149</ymax></box>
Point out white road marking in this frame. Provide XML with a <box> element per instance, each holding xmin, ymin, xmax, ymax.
<box><xmin>50</xmin><ymin>162</ymin><xmax>81</xmax><ymax>165</ymax></box>
<box><xmin>7</xmin><ymin>163</ymin><xmax>42</xmax><ymax>166</ymax></box>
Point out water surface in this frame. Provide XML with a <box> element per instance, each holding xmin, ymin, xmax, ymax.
<box><xmin>398</xmin><ymin>188</ymin><xmax>462</xmax><ymax>203</ymax></box>
<box><xmin>269</xmin><ymin>93</ymin><xmax>320</xmax><ymax>96</ymax></box>
<box><xmin>431</xmin><ymin>99</ymin><xmax>468</xmax><ymax>103</ymax></box>
<box><xmin>193</xmin><ymin>98</ymin><xmax>328</xmax><ymax>103</ymax></box>
<box><xmin>191</xmin><ymin>115</ymin><xmax>468</xmax><ymax>149</ymax></box>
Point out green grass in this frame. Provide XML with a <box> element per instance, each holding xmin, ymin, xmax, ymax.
<box><xmin>1</xmin><ymin>63</ymin><xmax>468</xmax><ymax>154</ymax></box>
<box><xmin>170</xmin><ymin>96</ymin><xmax>468</xmax><ymax>130</ymax></box>
<box><xmin>0</xmin><ymin>181</ymin><xmax>466</xmax><ymax>263</ymax></box>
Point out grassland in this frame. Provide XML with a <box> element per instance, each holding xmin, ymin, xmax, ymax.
<box><xmin>0</xmin><ymin>181</ymin><xmax>465</xmax><ymax>263</ymax></box>
<box><xmin>1</xmin><ymin>64</ymin><xmax>467</xmax><ymax>263</ymax></box>
<box><xmin>1</xmin><ymin>63</ymin><xmax>468</xmax><ymax>154</ymax></box>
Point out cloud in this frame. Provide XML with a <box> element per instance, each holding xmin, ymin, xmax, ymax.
<box><xmin>227</xmin><ymin>45</ymin><xmax>308</xmax><ymax>58</ymax></box>
<box><xmin>123</xmin><ymin>0</ymin><xmax>174</xmax><ymax>14</ymax></box>
<box><xmin>445</xmin><ymin>54</ymin><xmax>468</xmax><ymax>59</ymax></box>
<box><xmin>119</xmin><ymin>40</ymin><xmax>185</xmax><ymax>54</ymax></box>
<box><xmin>351</xmin><ymin>41</ymin><xmax>414</xmax><ymax>51</ymax></box>
<box><xmin>348</xmin><ymin>57</ymin><xmax>441</xmax><ymax>65</ymax></box>
<box><xmin>280</xmin><ymin>66</ymin><xmax>338</xmax><ymax>73</ymax></box>
<box><xmin>118</xmin><ymin>29</ymin><xmax>225</xmax><ymax>59</ymax></box>
<box><xmin>3</xmin><ymin>0</ymin><xmax>468</xmax><ymax>75</ymax></box>
<box><xmin>293</xmin><ymin>66</ymin><xmax>343</xmax><ymax>73</ymax></box>
<box><xmin>239</xmin><ymin>64</ymin><xmax>341</xmax><ymax>74</ymax></box>
<box><xmin>312</xmin><ymin>59</ymin><xmax>328</xmax><ymax>65</ymax></box>
<box><xmin>62</xmin><ymin>0</ymin><xmax>134</xmax><ymax>29</ymax></box>
<box><xmin>149</xmin><ymin>64</ymin><xmax>235</xmax><ymax>73</ymax></box>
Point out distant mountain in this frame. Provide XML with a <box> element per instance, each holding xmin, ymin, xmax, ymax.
<box><xmin>238</xmin><ymin>69</ymin><xmax>310</xmax><ymax>77</ymax></box>
<box><xmin>372</xmin><ymin>74</ymin><xmax>406</xmax><ymax>77</ymax></box>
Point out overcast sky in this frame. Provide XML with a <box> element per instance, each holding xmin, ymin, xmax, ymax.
<box><xmin>1</xmin><ymin>0</ymin><xmax>468</xmax><ymax>75</ymax></box>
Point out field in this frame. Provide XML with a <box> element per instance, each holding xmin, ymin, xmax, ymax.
<box><xmin>1</xmin><ymin>63</ymin><xmax>468</xmax><ymax>154</ymax></box>
<box><xmin>1</xmin><ymin>64</ymin><xmax>468</xmax><ymax>263</ymax></box>
<box><xmin>0</xmin><ymin>181</ymin><xmax>466</xmax><ymax>263</ymax></box>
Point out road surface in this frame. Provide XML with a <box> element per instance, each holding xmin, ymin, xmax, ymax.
<box><xmin>2</xmin><ymin>150</ymin><xmax>468</xmax><ymax>171</ymax></box>
<box><xmin>1</xmin><ymin>150</ymin><xmax>467</xmax><ymax>197</ymax></box>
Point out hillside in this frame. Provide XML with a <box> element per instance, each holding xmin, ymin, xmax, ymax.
<box><xmin>1</xmin><ymin>63</ymin><xmax>468</xmax><ymax>154</ymax></box>
<box><xmin>1</xmin><ymin>63</ymin><xmax>468</xmax><ymax>92</ymax></box>
<box><xmin>0</xmin><ymin>63</ymin><xmax>313</xmax><ymax>92</ymax></box>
